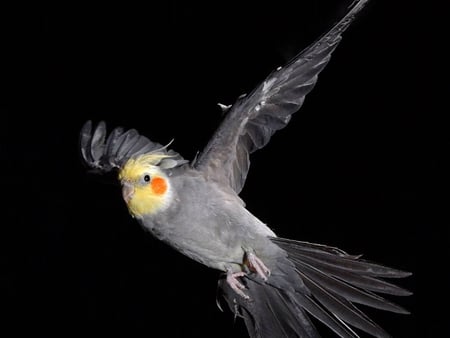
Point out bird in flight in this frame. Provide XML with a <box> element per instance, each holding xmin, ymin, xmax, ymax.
<box><xmin>80</xmin><ymin>1</ymin><xmax>411</xmax><ymax>337</ymax></box>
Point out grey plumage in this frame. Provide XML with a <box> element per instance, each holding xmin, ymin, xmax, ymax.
<box><xmin>80</xmin><ymin>1</ymin><xmax>412</xmax><ymax>337</ymax></box>
<box><xmin>195</xmin><ymin>0</ymin><xmax>370</xmax><ymax>194</ymax></box>
<box><xmin>218</xmin><ymin>237</ymin><xmax>411</xmax><ymax>338</ymax></box>
<box><xmin>80</xmin><ymin>120</ymin><xmax>187</xmax><ymax>173</ymax></box>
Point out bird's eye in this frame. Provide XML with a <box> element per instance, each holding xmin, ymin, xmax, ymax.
<box><xmin>143</xmin><ymin>174</ymin><xmax>151</xmax><ymax>182</ymax></box>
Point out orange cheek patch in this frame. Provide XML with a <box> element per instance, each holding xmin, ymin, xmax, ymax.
<box><xmin>150</xmin><ymin>177</ymin><xmax>167</xmax><ymax>195</ymax></box>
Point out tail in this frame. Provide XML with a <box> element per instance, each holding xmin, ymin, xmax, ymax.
<box><xmin>218</xmin><ymin>237</ymin><xmax>411</xmax><ymax>338</ymax></box>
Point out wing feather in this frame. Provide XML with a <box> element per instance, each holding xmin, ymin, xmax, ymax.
<box><xmin>79</xmin><ymin>120</ymin><xmax>186</xmax><ymax>173</ymax></box>
<box><xmin>195</xmin><ymin>0</ymin><xmax>369</xmax><ymax>193</ymax></box>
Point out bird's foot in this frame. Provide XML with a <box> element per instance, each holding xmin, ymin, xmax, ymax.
<box><xmin>226</xmin><ymin>270</ymin><xmax>250</xmax><ymax>300</ymax></box>
<box><xmin>245</xmin><ymin>252</ymin><xmax>271</xmax><ymax>281</ymax></box>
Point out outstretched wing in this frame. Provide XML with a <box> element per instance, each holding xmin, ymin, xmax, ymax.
<box><xmin>80</xmin><ymin>120</ymin><xmax>186</xmax><ymax>174</ymax></box>
<box><xmin>194</xmin><ymin>0</ymin><xmax>369</xmax><ymax>193</ymax></box>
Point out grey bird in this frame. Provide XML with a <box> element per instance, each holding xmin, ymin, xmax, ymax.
<box><xmin>80</xmin><ymin>1</ymin><xmax>412</xmax><ymax>337</ymax></box>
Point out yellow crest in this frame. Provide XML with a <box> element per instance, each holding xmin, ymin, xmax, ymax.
<box><xmin>119</xmin><ymin>153</ymin><xmax>172</xmax><ymax>181</ymax></box>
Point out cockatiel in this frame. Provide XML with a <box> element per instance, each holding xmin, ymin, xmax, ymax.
<box><xmin>80</xmin><ymin>1</ymin><xmax>411</xmax><ymax>337</ymax></box>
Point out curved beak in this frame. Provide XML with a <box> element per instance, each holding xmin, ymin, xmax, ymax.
<box><xmin>121</xmin><ymin>182</ymin><xmax>135</xmax><ymax>203</ymax></box>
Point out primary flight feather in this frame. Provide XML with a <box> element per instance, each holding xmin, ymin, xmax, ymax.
<box><xmin>80</xmin><ymin>1</ymin><xmax>411</xmax><ymax>337</ymax></box>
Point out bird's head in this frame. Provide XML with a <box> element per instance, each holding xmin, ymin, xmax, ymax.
<box><xmin>118</xmin><ymin>153</ymin><xmax>173</xmax><ymax>219</ymax></box>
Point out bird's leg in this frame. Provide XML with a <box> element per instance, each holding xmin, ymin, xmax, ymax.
<box><xmin>226</xmin><ymin>269</ymin><xmax>250</xmax><ymax>300</ymax></box>
<box><xmin>245</xmin><ymin>252</ymin><xmax>271</xmax><ymax>281</ymax></box>
<box><xmin>225</xmin><ymin>251</ymin><xmax>271</xmax><ymax>300</ymax></box>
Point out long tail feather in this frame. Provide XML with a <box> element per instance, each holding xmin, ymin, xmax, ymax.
<box><xmin>218</xmin><ymin>237</ymin><xmax>411</xmax><ymax>338</ymax></box>
<box><xmin>296</xmin><ymin>253</ymin><xmax>412</xmax><ymax>296</ymax></box>
<box><xmin>218</xmin><ymin>277</ymin><xmax>320</xmax><ymax>338</ymax></box>
<box><xmin>273</xmin><ymin>237</ymin><xmax>411</xmax><ymax>337</ymax></box>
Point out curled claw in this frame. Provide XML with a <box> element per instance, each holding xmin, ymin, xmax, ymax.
<box><xmin>226</xmin><ymin>270</ymin><xmax>250</xmax><ymax>300</ymax></box>
<box><xmin>246</xmin><ymin>252</ymin><xmax>271</xmax><ymax>281</ymax></box>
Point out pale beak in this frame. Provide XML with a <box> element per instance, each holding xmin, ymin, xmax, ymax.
<box><xmin>122</xmin><ymin>182</ymin><xmax>135</xmax><ymax>203</ymax></box>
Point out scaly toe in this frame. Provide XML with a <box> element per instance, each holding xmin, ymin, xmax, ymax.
<box><xmin>226</xmin><ymin>270</ymin><xmax>250</xmax><ymax>299</ymax></box>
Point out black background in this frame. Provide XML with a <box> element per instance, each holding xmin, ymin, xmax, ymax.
<box><xmin>1</xmin><ymin>1</ymin><xmax>445</xmax><ymax>337</ymax></box>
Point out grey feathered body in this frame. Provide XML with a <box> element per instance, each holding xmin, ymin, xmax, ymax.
<box><xmin>139</xmin><ymin>166</ymin><xmax>281</xmax><ymax>273</ymax></box>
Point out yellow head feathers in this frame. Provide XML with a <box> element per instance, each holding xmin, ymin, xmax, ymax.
<box><xmin>118</xmin><ymin>153</ymin><xmax>173</xmax><ymax>218</ymax></box>
<box><xmin>119</xmin><ymin>153</ymin><xmax>172</xmax><ymax>181</ymax></box>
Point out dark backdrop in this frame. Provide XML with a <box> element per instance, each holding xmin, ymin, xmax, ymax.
<box><xmin>1</xmin><ymin>1</ymin><xmax>444</xmax><ymax>337</ymax></box>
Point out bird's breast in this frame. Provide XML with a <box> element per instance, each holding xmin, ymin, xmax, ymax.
<box><xmin>138</xmin><ymin>174</ymin><xmax>276</xmax><ymax>271</ymax></box>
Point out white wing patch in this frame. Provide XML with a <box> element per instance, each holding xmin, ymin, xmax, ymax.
<box><xmin>255</xmin><ymin>100</ymin><xmax>266</xmax><ymax>112</ymax></box>
<box><xmin>262</xmin><ymin>77</ymin><xmax>277</xmax><ymax>94</ymax></box>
